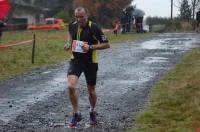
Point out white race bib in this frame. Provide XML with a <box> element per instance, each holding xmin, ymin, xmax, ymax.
<box><xmin>72</xmin><ymin>40</ymin><xmax>87</xmax><ymax>53</ymax></box>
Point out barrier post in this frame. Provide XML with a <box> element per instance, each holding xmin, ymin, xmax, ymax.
<box><xmin>32</xmin><ymin>34</ymin><xmax>36</xmax><ymax>64</ymax></box>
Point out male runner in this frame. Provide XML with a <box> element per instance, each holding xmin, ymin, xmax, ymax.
<box><xmin>64</xmin><ymin>6</ymin><xmax>110</xmax><ymax>128</ymax></box>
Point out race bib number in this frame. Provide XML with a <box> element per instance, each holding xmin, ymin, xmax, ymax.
<box><xmin>72</xmin><ymin>40</ymin><xmax>87</xmax><ymax>53</ymax></box>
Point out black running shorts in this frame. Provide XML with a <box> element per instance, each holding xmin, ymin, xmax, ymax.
<box><xmin>67</xmin><ymin>60</ymin><xmax>98</xmax><ymax>85</ymax></box>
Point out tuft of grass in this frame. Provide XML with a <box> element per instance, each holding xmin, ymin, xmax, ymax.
<box><xmin>133</xmin><ymin>48</ymin><xmax>200</xmax><ymax>132</ymax></box>
<box><xmin>0</xmin><ymin>30</ymin><xmax>153</xmax><ymax>80</ymax></box>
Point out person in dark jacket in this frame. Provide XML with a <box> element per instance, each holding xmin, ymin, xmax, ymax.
<box><xmin>0</xmin><ymin>20</ymin><xmax>6</xmax><ymax>39</ymax></box>
<box><xmin>135</xmin><ymin>16</ymin><xmax>143</xmax><ymax>33</ymax></box>
<box><xmin>196</xmin><ymin>10</ymin><xmax>200</xmax><ymax>32</ymax></box>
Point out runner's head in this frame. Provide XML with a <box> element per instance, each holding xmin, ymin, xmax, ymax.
<box><xmin>74</xmin><ymin>7</ymin><xmax>88</xmax><ymax>28</ymax></box>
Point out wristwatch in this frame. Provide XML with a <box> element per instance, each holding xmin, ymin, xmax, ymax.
<box><xmin>66</xmin><ymin>41</ymin><xmax>70</xmax><ymax>47</ymax></box>
<box><xmin>89</xmin><ymin>45</ymin><xmax>93</xmax><ymax>50</ymax></box>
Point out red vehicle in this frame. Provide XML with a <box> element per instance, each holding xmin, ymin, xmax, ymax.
<box><xmin>28</xmin><ymin>18</ymin><xmax>66</xmax><ymax>30</ymax></box>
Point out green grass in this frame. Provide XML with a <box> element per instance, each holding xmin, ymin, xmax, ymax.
<box><xmin>0</xmin><ymin>30</ymin><xmax>69</xmax><ymax>79</ymax></box>
<box><xmin>0</xmin><ymin>30</ymin><xmax>153</xmax><ymax>80</ymax></box>
<box><xmin>152</xmin><ymin>24</ymin><xmax>165</xmax><ymax>32</ymax></box>
<box><xmin>133</xmin><ymin>48</ymin><xmax>200</xmax><ymax>132</ymax></box>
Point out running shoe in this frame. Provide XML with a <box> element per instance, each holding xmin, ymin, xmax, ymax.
<box><xmin>68</xmin><ymin>112</ymin><xmax>82</xmax><ymax>128</ymax></box>
<box><xmin>90</xmin><ymin>111</ymin><xmax>97</xmax><ymax>125</ymax></box>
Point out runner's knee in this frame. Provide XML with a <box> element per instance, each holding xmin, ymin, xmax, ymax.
<box><xmin>67</xmin><ymin>77</ymin><xmax>77</xmax><ymax>88</ymax></box>
<box><xmin>68</xmin><ymin>82</ymin><xmax>76</xmax><ymax>88</ymax></box>
<box><xmin>68</xmin><ymin>81</ymin><xmax>76</xmax><ymax>91</ymax></box>
<box><xmin>88</xmin><ymin>87</ymin><xmax>96</xmax><ymax>96</ymax></box>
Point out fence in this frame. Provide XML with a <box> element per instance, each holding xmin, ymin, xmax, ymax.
<box><xmin>0</xmin><ymin>34</ymin><xmax>36</xmax><ymax>63</ymax></box>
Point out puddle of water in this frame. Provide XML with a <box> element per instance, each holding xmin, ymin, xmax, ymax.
<box><xmin>156</xmin><ymin>52</ymin><xmax>172</xmax><ymax>55</ymax></box>
<box><xmin>141</xmin><ymin>37</ymin><xmax>197</xmax><ymax>50</ymax></box>
<box><xmin>142</xmin><ymin>57</ymin><xmax>168</xmax><ymax>64</ymax></box>
<box><xmin>41</xmin><ymin>71</ymin><xmax>52</xmax><ymax>74</ymax></box>
<box><xmin>141</xmin><ymin>39</ymin><xmax>165</xmax><ymax>49</ymax></box>
<box><xmin>159</xmin><ymin>33</ymin><xmax>198</xmax><ymax>37</ymax></box>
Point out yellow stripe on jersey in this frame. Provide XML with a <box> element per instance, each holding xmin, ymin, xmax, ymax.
<box><xmin>92</xmin><ymin>50</ymin><xmax>97</xmax><ymax>63</ymax></box>
<box><xmin>89</xmin><ymin>21</ymin><xmax>92</xmax><ymax>27</ymax></box>
<box><xmin>77</xmin><ymin>26</ymin><xmax>82</xmax><ymax>40</ymax></box>
<box><xmin>70</xmin><ymin>54</ymin><xmax>74</xmax><ymax>59</ymax></box>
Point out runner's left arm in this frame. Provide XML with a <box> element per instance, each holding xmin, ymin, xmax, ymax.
<box><xmin>90</xmin><ymin>24</ymin><xmax>110</xmax><ymax>50</ymax></box>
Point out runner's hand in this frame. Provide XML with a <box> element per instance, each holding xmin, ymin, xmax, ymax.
<box><xmin>81</xmin><ymin>43</ymin><xmax>89</xmax><ymax>52</ymax></box>
<box><xmin>64</xmin><ymin>44</ymin><xmax>70</xmax><ymax>51</ymax></box>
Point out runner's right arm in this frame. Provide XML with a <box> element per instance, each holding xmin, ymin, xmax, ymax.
<box><xmin>64</xmin><ymin>33</ymin><xmax>72</xmax><ymax>51</ymax></box>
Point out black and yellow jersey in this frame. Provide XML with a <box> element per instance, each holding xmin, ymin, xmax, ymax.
<box><xmin>68</xmin><ymin>21</ymin><xmax>108</xmax><ymax>63</ymax></box>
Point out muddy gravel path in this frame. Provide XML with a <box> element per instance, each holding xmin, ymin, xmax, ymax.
<box><xmin>0</xmin><ymin>33</ymin><xmax>200</xmax><ymax>132</ymax></box>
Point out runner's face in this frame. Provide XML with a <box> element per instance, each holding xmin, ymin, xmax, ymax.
<box><xmin>75</xmin><ymin>10</ymin><xmax>88</xmax><ymax>27</ymax></box>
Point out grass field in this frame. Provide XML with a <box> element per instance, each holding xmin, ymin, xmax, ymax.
<box><xmin>133</xmin><ymin>47</ymin><xmax>200</xmax><ymax>132</ymax></box>
<box><xmin>0</xmin><ymin>30</ymin><xmax>153</xmax><ymax>80</ymax></box>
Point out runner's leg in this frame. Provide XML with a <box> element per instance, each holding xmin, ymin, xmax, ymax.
<box><xmin>84</xmin><ymin>63</ymin><xmax>98</xmax><ymax>111</ymax></box>
<box><xmin>87</xmin><ymin>85</ymin><xmax>97</xmax><ymax>111</ymax></box>
<box><xmin>68</xmin><ymin>75</ymin><xmax>79</xmax><ymax>112</ymax></box>
<box><xmin>87</xmin><ymin>85</ymin><xmax>98</xmax><ymax>125</ymax></box>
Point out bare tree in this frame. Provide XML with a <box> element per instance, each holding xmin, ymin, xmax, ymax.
<box><xmin>179</xmin><ymin>0</ymin><xmax>192</xmax><ymax>21</ymax></box>
<box><xmin>191</xmin><ymin>0</ymin><xmax>199</xmax><ymax>20</ymax></box>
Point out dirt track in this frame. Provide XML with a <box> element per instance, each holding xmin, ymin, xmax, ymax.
<box><xmin>0</xmin><ymin>33</ymin><xmax>200</xmax><ymax>132</ymax></box>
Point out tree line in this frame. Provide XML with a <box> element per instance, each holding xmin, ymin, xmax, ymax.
<box><xmin>55</xmin><ymin>0</ymin><xmax>133</xmax><ymax>27</ymax></box>
<box><xmin>146</xmin><ymin>0</ymin><xmax>199</xmax><ymax>31</ymax></box>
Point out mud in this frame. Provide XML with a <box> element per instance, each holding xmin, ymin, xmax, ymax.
<box><xmin>0</xmin><ymin>33</ymin><xmax>199</xmax><ymax>132</ymax></box>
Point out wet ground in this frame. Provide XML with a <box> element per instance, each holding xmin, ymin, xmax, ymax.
<box><xmin>0</xmin><ymin>33</ymin><xmax>200</xmax><ymax>132</ymax></box>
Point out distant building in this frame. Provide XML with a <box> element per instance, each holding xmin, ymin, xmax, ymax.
<box><xmin>7</xmin><ymin>0</ymin><xmax>50</xmax><ymax>30</ymax></box>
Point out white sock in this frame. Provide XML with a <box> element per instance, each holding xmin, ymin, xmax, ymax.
<box><xmin>90</xmin><ymin>108</ymin><xmax>96</xmax><ymax>112</ymax></box>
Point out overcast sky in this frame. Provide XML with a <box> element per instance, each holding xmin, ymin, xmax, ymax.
<box><xmin>132</xmin><ymin>0</ymin><xmax>180</xmax><ymax>18</ymax></box>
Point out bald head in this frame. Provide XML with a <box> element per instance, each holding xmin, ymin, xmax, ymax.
<box><xmin>75</xmin><ymin>7</ymin><xmax>87</xmax><ymax>14</ymax></box>
<box><xmin>74</xmin><ymin>7</ymin><xmax>88</xmax><ymax>27</ymax></box>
